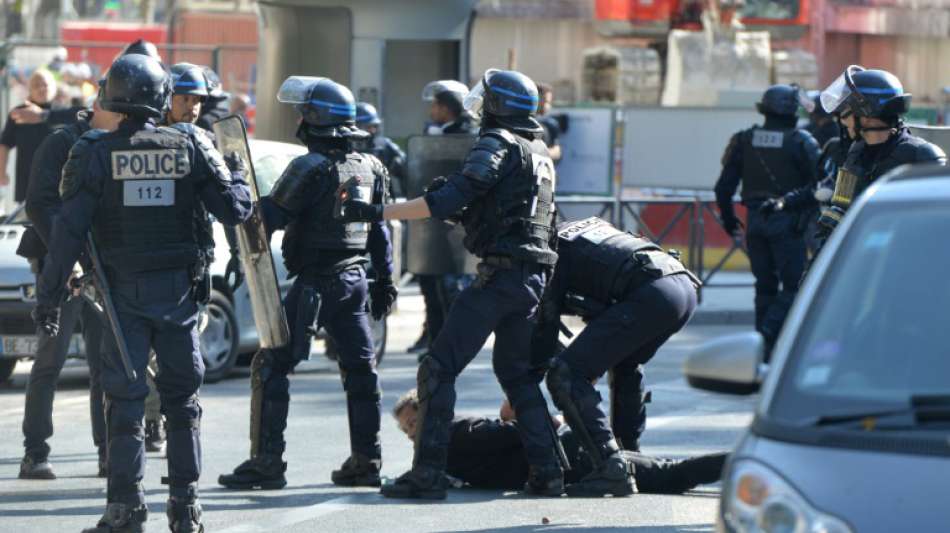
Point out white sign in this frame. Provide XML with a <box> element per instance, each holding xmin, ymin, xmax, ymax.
<box><xmin>554</xmin><ymin>107</ymin><xmax>614</xmax><ymax>196</ymax></box>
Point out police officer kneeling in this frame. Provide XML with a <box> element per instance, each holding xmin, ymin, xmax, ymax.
<box><xmin>535</xmin><ymin>217</ymin><xmax>700</xmax><ymax>496</ymax></box>
<box><xmin>33</xmin><ymin>53</ymin><xmax>252</xmax><ymax>533</ymax></box>
<box><xmin>218</xmin><ymin>77</ymin><xmax>396</xmax><ymax>490</ymax></box>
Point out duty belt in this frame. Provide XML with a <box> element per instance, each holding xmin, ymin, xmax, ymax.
<box><xmin>482</xmin><ymin>255</ymin><xmax>521</xmax><ymax>269</ymax></box>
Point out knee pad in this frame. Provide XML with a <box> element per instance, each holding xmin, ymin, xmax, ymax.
<box><xmin>416</xmin><ymin>355</ymin><xmax>453</xmax><ymax>402</ymax></box>
<box><xmin>108</xmin><ymin>400</ymin><xmax>145</xmax><ymax>439</ymax></box>
<box><xmin>341</xmin><ymin>367</ymin><xmax>380</xmax><ymax>402</ymax></box>
<box><xmin>163</xmin><ymin>395</ymin><xmax>201</xmax><ymax>432</ymax></box>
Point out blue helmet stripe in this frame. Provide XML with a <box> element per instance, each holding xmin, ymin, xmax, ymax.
<box><xmin>857</xmin><ymin>86</ymin><xmax>900</xmax><ymax>95</ymax></box>
<box><xmin>490</xmin><ymin>86</ymin><xmax>539</xmax><ymax>102</ymax></box>
<box><xmin>175</xmin><ymin>80</ymin><xmax>206</xmax><ymax>88</ymax></box>
<box><xmin>505</xmin><ymin>99</ymin><xmax>538</xmax><ymax>111</ymax></box>
<box><xmin>356</xmin><ymin>114</ymin><xmax>373</xmax><ymax>122</ymax></box>
<box><xmin>309</xmin><ymin>98</ymin><xmax>356</xmax><ymax>116</ymax></box>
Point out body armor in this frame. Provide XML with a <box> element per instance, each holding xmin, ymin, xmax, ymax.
<box><xmin>271</xmin><ymin>150</ymin><xmax>382</xmax><ymax>274</ymax></box>
<box><xmin>459</xmin><ymin>129</ymin><xmax>557</xmax><ymax>265</ymax></box>
<box><xmin>87</xmin><ymin>126</ymin><xmax>203</xmax><ymax>272</ymax></box>
<box><xmin>739</xmin><ymin>127</ymin><xmax>811</xmax><ymax>202</ymax></box>
<box><xmin>556</xmin><ymin>217</ymin><xmax>691</xmax><ymax>305</ymax></box>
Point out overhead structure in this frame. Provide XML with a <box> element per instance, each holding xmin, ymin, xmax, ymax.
<box><xmin>256</xmin><ymin>0</ymin><xmax>478</xmax><ymax>142</ymax></box>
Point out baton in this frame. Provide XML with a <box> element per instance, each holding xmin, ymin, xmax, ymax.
<box><xmin>85</xmin><ymin>234</ymin><xmax>137</xmax><ymax>382</ymax></box>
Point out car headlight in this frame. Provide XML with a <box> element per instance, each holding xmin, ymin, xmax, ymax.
<box><xmin>723</xmin><ymin>459</ymin><xmax>853</xmax><ymax>533</ymax></box>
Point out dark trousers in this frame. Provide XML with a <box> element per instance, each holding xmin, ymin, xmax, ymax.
<box><xmin>418</xmin><ymin>274</ymin><xmax>471</xmax><ymax>348</ymax></box>
<box><xmin>100</xmin><ymin>268</ymin><xmax>204</xmax><ymax>505</ymax></box>
<box><xmin>259</xmin><ymin>266</ymin><xmax>381</xmax><ymax>459</ymax></box>
<box><xmin>746</xmin><ymin>209</ymin><xmax>806</xmax><ymax>345</ymax></box>
<box><xmin>558</xmin><ymin>274</ymin><xmax>697</xmax><ymax>452</ymax></box>
<box><xmin>23</xmin><ymin>292</ymin><xmax>106</xmax><ymax>461</ymax></box>
<box><xmin>417</xmin><ymin>264</ymin><xmax>559</xmax><ymax>470</ymax></box>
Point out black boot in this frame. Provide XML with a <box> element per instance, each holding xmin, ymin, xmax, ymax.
<box><xmin>19</xmin><ymin>454</ymin><xmax>55</xmax><ymax>480</ymax></box>
<box><xmin>668</xmin><ymin>452</ymin><xmax>728</xmax><ymax>493</ymax></box>
<box><xmin>566</xmin><ymin>452</ymin><xmax>637</xmax><ymax>497</ymax></box>
<box><xmin>217</xmin><ymin>455</ymin><xmax>287</xmax><ymax>490</ymax></box>
<box><xmin>331</xmin><ymin>454</ymin><xmax>381</xmax><ymax>487</ymax></box>
<box><xmin>81</xmin><ymin>503</ymin><xmax>148</xmax><ymax>533</ymax></box>
<box><xmin>166</xmin><ymin>496</ymin><xmax>203</xmax><ymax>533</ymax></box>
<box><xmin>144</xmin><ymin>419</ymin><xmax>166</xmax><ymax>454</ymax></box>
<box><xmin>524</xmin><ymin>464</ymin><xmax>564</xmax><ymax>497</ymax></box>
<box><xmin>380</xmin><ymin>466</ymin><xmax>449</xmax><ymax>500</ymax></box>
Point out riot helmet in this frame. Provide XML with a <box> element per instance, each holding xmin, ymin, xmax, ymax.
<box><xmin>821</xmin><ymin>66</ymin><xmax>911</xmax><ymax>123</ymax></box>
<box><xmin>170</xmin><ymin>63</ymin><xmax>209</xmax><ymax>98</ymax></box>
<box><xmin>356</xmin><ymin>102</ymin><xmax>382</xmax><ymax>128</ymax></box>
<box><xmin>756</xmin><ymin>84</ymin><xmax>800</xmax><ymax>117</ymax></box>
<box><xmin>99</xmin><ymin>53</ymin><xmax>171</xmax><ymax>119</ymax></box>
<box><xmin>202</xmin><ymin>67</ymin><xmax>227</xmax><ymax>100</ymax></box>
<box><xmin>121</xmin><ymin>39</ymin><xmax>162</xmax><ymax>62</ymax></box>
<box><xmin>464</xmin><ymin>69</ymin><xmax>543</xmax><ymax>133</ymax></box>
<box><xmin>277</xmin><ymin>76</ymin><xmax>368</xmax><ymax>139</ymax></box>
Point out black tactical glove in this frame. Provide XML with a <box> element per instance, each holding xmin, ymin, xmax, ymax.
<box><xmin>32</xmin><ymin>303</ymin><xmax>60</xmax><ymax>337</ymax></box>
<box><xmin>369</xmin><ymin>276</ymin><xmax>398</xmax><ymax>321</ymax></box>
<box><xmin>425</xmin><ymin>176</ymin><xmax>449</xmax><ymax>194</ymax></box>
<box><xmin>225</xmin><ymin>249</ymin><xmax>244</xmax><ymax>291</ymax></box>
<box><xmin>758</xmin><ymin>197</ymin><xmax>785</xmax><ymax>215</ymax></box>
<box><xmin>224</xmin><ymin>151</ymin><xmax>246</xmax><ymax>174</ymax></box>
<box><xmin>722</xmin><ymin>215</ymin><xmax>743</xmax><ymax>237</ymax></box>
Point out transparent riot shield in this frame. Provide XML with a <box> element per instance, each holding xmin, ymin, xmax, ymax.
<box><xmin>213</xmin><ymin>116</ymin><xmax>290</xmax><ymax>349</ymax></box>
<box><xmin>406</xmin><ymin>134</ymin><xmax>479</xmax><ymax>275</ymax></box>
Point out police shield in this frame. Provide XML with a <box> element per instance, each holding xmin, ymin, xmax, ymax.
<box><xmin>909</xmin><ymin>125</ymin><xmax>950</xmax><ymax>154</ymax></box>
<box><xmin>406</xmin><ymin>134</ymin><xmax>479</xmax><ymax>275</ymax></box>
<box><xmin>213</xmin><ymin>116</ymin><xmax>290</xmax><ymax>349</ymax></box>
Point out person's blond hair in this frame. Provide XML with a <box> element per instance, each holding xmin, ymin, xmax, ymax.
<box><xmin>392</xmin><ymin>388</ymin><xmax>419</xmax><ymax>418</ymax></box>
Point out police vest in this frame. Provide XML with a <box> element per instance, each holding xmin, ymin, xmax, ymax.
<box><xmin>739</xmin><ymin>127</ymin><xmax>808</xmax><ymax>201</ymax></box>
<box><xmin>556</xmin><ymin>217</ymin><xmax>690</xmax><ymax>305</ymax></box>
<box><xmin>93</xmin><ymin>126</ymin><xmax>202</xmax><ymax>272</ymax></box>
<box><xmin>281</xmin><ymin>151</ymin><xmax>378</xmax><ymax>271</ymax></box>
<box><xmin>461</xmin><ymin>130</ymin><xmax>558</xmax><ymax>265</ymax></box>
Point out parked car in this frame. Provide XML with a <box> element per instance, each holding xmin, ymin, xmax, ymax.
<box><xmin>0</xmin><ymin>138</ymin><xmax>390</xmax><ymax>384</ymax></box>
<box><xmin>685</xmin><ymin>164</ymin><xmax>950</xmax><ymax>532</ymax></box>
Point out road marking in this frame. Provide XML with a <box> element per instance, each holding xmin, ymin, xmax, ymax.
<box><xmin>214</xmin><ymin>494</ymin><xmax>363</xmax><ymax>533</ymax></box>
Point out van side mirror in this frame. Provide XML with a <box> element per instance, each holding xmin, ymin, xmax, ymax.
<box><xmin>683</xmin><ymin>332</ymin><xmax>765</xmax><ymax>395</ymax></box>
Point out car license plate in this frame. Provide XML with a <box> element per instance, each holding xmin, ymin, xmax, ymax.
<box><xmin>1</xmin><ymin>336</ymin><xmax>38</xmax><ymax>356</ymax></box>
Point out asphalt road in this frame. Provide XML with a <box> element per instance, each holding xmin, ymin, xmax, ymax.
<box><xmin>0</xmin><ymin>293</ymin><xmax>756</xmax><ymax>532</ymax></box>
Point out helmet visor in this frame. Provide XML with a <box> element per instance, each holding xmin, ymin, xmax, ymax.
<box><xmin>277</xmin><ymin>76</ymin><xmax>327</xmax><ymax>104</ymax></box>
<box><xmin>422</xmin><ymin>80</ymin><xmax>469</xmax><ymax>102</ymax></box>
<box><xmin>463</xmin><ymin>81</ymin><xmax>485</xmax><ymax>117</ymax></box>
<box><xmin>799</xmin><ymin>88</ymin><xmax>816</xmax><ymax>114</ymax></box>
<box><xmin>820</xmin><ymin>73</ymin><xmax>852</xmax><ymax>114</ymax></box>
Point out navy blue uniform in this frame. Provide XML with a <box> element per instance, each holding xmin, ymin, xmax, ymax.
<box><xmin>35</xmin><ymin>119</ymin><xmax>251</xmax><ymax>508</ymax></box>
<box><xmin>253</xmin><ymin>140</ymin><xmax>393</xmax><ymax>463</ymax></box>
<box><xmin>414</xmin><ymin>124</ymin><xmax>559</xmax><ymax>476</ymax></box>
<box><xmin>537</xmin><ymin>218</ymin><xmax>698</xmax><ymax>454</ymax></box>
<box><xmin>715</xmin><ymin>118</ymin><xmax>821</xmax><ymax>347</ymax></box>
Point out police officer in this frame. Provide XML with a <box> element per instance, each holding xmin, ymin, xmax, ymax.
<box><xmin>816</xmin><ymin>66</ymin><xmax>946</xmax><ymax>241</ymax></box>
<box><xmin>121</xmin><ymin>39</ymin><xmax>162</xmax><ymax>62</ymax></box>
<box><xmin>17</xmin><ymin>97</ymin><xmax>123</xmax><ymax>480</ymax></box>
<box><xmin>33</xmin><ymin>53</ymin><xmax>252</xmax><ymax>533</ymax></box>
<box><xmin>411</xmin><ymin>80</ymin><xmax>480</xmax><ymax>356</ymax></box>
<box><xmin>195</xmin><ymin>67</ymin><xmax>230</xmax><ymax>132</ymax></box>
<box><xmin>340</xmin><ymin>69</ymin><xmax>561</xmax><ymax>499</ymax></box>
<box><xmin>218</xmin><ymin>77</ymin><xmax>396</xmax><ymax>490</ymax></box>
<box><xmin>355</xmin><ymin>102</ymin><xmax>406</xmax><ymax>198</ymax></box>
<box><xmin>804</xmin><ymin>90</ymin><xmax>840</xmax><ymax>150</ymax></box>
<box><xmin>715</xmin><ymin>85</ymin><xmax>821</xmax><ymax>352</ymax></box>
<box><xmin>534</xmin><ymin>217</ymin><xmax>700</xmax><ymax>496</ymax></box>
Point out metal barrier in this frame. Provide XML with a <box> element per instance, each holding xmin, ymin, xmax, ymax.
<box><xmin>555</xmin><ymin>194</ymin><xmax>752</xmax><ymax>301</ymax></box>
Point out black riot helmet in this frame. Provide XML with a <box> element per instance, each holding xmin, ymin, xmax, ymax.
<box><xmin>202</xmin><ymin>67</ymin><xmax>227</xmax><ymax>100</ymax></box>
<box><xmin>464</xmin><ymin>69</ymin><xmax>543</xmax><ymax>133</ymax></box>
<box><xmin>100</xmin><ymin>53</ymin><xmax>171</xmax><ymax>119</ymax></box>
<box><xmin>170</xmin><ymin>63</ymin><xmax>209</xmax><ymax>98</ymax></box>
<box><xmin>121</xmin><ymin>39</ymin><xmax>162</xmax><ymax>62</ymax></box>
<box><xmin>756</xmin><ymin>84</ymin><xmax>800</xmax><ymax>117</ymax></box>
<box><xmin>277</xmin><ymin>76</ymin><xmax>368</xmax><ymax>139</ymax></box>
<box><xmin>821</xmin><ymin>66</ymin><xmax>911</xmax><ymax>125</ymax></box>
<box><xmin>355</xmin><ymin>102</ymin><xmax>381</xmax><ymax>127</ymax></box>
